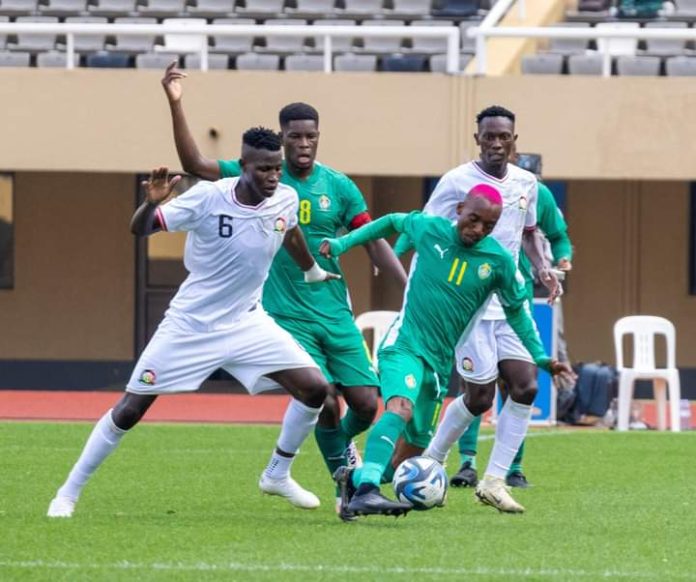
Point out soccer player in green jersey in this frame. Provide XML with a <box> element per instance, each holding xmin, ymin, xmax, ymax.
<box><xmin>160</xmin><ymin>63</ymin><xmax>408</xmax><ymax>508</ymax></box>
<box><xmin>451</xmin><ymin>152</ymin><xmax>574</xmax><ymax>490</ymax></box>
<box><xmin>321</xmin><ymin>186</ymin><xmax>574</xmax><ymax>517</ymax></box>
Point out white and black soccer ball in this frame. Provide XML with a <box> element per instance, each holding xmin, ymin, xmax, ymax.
<box><xmin>392</xmin><ymin>456</ymin><xmax>448</xmax><ymax>510</ymax></box>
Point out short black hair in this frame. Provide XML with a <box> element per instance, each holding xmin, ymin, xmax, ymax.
<box><xmin>242</xmin><ymin>126</ymin><xmax>282</xmax><ymax>151</ymax></box>
<box><xmin>279</xmin><ymin>102</ymin><xmax>319</xmax><ymax>129</ymax></box>
<box><xmin>476</xmin><ymin>105</ymin><xmax>515</xmax><ymax>125</ymax></box>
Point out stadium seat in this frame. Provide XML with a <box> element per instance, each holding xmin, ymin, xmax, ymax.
<box><xmin>183</xmin><ymin>52</ymin><xmax>228</xmax><ymax>68</ymax></box>
<box><xmin>671</xmin><ymin>0</ymin><xmax>696</xmax><ymax>18</ymax></box>
<box><xmin>337</xmin><ymin>0</ymin><xmax>384</xmax><ymax>17</ymax></box>
<box><xmin>284</xmin><ymin>0</ymin><xmax>336</xmax><ymax>18</ymax></box>
<box><xmin>521</xmin><ymin>53</ymin><xmax>564</xmax><ymax>75</ymax></box>
<box><xmin>36</xmin><ymin>49</ymin><xmax>67</xmax><ymax>67</ymax></box>
<box><xmin>406</xmin><ymin>19</ymin><xmax>453</xmax><ymax>54</ymax></box>
<box><xmin>0</xmin><ymin>0</ymin><xmax>37</xmax><ymax>17</ymax></box>
<box><xmin>107</xmin><ymin>17</ymin><xmax>158</xmax><ymax>53</ymax></box>
<box><xmin>311</xmin><ymin>19</ymin><xmax>357</xmax><ymax>53</ymax></box>
<box><xmin>545</xmin><ymin>22</ymin><xmax>590</xmax><ymax>56</ymax></box>
<box><xmin>7</xmin><ymin>16</ymin><xmax>59</xmax><ymax>52</ymax></box>
<box><xmin>355</xmin><ymin>310</ymin><xmax>398</xmax><ymax>365</ymax></box>
<box><xmin>567</xmin><ymin>52</ymin><xmax>604</xmax><ymax>75</ymax></box>
<box><xmin>87</xmin><ymin>0</ymin><xmax>136</xmax><ymax>17</ymax></box>
<box><xmin>642</xmin><ymin>21</ymin><xmax>688</xmax><ymax>56</ymax></box>
<box><xmin>615</xmin><ymin>55</ymin><xmax>660</xmax><ymax>76</ymax></box>
<box><xmin>186</xmin><ymin>0</ymin><xmax>236</xmax><ymax>18</ymax></box>
<box><xmin>62</xmin><ymin>16</ymin><xmax>108</xmax><ymax>52</ymax></box>
<box><xmin>380</xmin><ymin>53</ymin><xmax>427</xmax><ymax>71</ymax></box>
<box><xmin>665</xmin><ymin>55</ymin><xmax>696</xmax><ymax>75</ymax></box>
<box><xmin>139</xmin><ymin>0</ymin><xmax>186</xmax><ymax>17</ymax></box>
<box><xmin>432</xmin><ymin>0</ymin><xmax>479</xmax><ymax>18</ymax></box>
<box><xmin>595</xmin><ymin>22</ymin><xmax>640</xmax><ymax>56</ymax></box>
<box><xmin>428</xmin><ymin>51</ymin><xmax>472</xmax><ymax>72</ymax></box>
<box><xmin>0</xmin><ymin>49</ymin><xmax>31</xmax><ymax>66</ymax></box>
<box><xmin>333</xmin><ymin>51</ymin><xmax>377</xmax><ymax>71</ymax></box>
<box><xmin>234</xmin><ymin>51</ymin><xmax>280</xmax><ymax>69</ymax></box>
<box><xmin>613</xmin><ymin>315</ymin><xmax>681</xmax><ymax>432</ymax></box>
<box><xmin>358</xmin><ymin>20</ymin><xmax>406</xmax><ymax>54</ymax></box>
<box><xmin>459</xmin><ymin>20</ymin><xmax>480</xmax><ymax>54</ymax></box>
<box><xmin>0</xmin><ymin>16</ymin><xmax>7</xmax><ymax>49</ymax></box>
<box><xmin>135</xmin><ymin>51</ymin><xmax>180</xmax><ymax>68</ymax></box>
<box><xmin>284</xmin><ymin>53</ymin><xmax>323</xmax><ymax>70</ymax></box>
<box><xmin>577</xmin><ymin>0</ymin><xmax>612</xmax><ymax>11</ymax></box>
<box><xmin>210</xmin><ymin>18</ymin><xmax>255</xmax><ymax>54</ymax></box>
<box><xmin>155</xmin><ymin>17</ymin><xmax>207</xmax><ymax>55</ymax></box>
<box><xmin>235</xmin><ymin>0</ymin><xmax>284</xmax><ymax>18</ymax></box>
<box><xmin>85</xmin><ymin>49</ymin><xmax>131</xmax><ymax>66</ymax></box>
<box><xmin>38</xmin><ymin>0</ymin><xmax>87</xmax><ymax>16</ymax></box>
<box><xmin>387</xmin><ymin>0</ymin><xmax>432</xmax><ymax>17</ymax></box>
<box><xmin>259</xmin><ymin>18</ymin><xmax>308</xmax><ymax>53</ymax></box>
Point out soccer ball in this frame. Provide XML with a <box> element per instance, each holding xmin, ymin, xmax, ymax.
<box><xmin>392</xmin><ymin>456</ymin><xmax>448</xmax><ymax>510</ymax></box>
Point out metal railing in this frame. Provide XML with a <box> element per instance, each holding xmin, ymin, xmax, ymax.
<box><xmin>470</xmin><ymin>0</ymin><xmax>696</xmax><ymax>77</ymax></box>
<box><xmin>0</xmin><ymin>21</ymin><xmax>461</xmax><ymax>73</ymax></box>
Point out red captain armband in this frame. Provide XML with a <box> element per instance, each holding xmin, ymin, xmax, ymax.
<box><xmin>154</xmin><ymin>207</ymin><xmax>167</xmax><ymax>231</ymax></box>
<box><xmin>348</xmin><ymin>211</ymin><xmax>372</xmax><ymax>231</ymax></box>
<box><xmin>523</xmin><ymin>225</ymin><xmax>537</xmax><ymax>232</ymax></box>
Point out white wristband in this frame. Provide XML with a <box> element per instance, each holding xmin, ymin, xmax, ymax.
<box><xmin>304</xmin><ymin>262</ymin><xmax>326</xmax><ymax>283</ymax></box>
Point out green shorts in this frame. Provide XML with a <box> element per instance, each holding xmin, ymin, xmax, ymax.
<box><xmin>271</xmin><ymin>313</ymin><xmax>379</xmax><ymax>389</ymax></box>
<box><xmin>378</xmin><ymin>347</ymin><xmax>448</xmax><ymax>449</ymax></box>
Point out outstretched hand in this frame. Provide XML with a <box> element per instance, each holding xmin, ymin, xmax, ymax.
<box><xmin>161</xmin><ymin>61</ymin><xmax>187</xmax><ymax>104</ymax></box>
<box><xmin>548</xmin><ymin>360</ymin><xmax>576</xmax><ymax>384</ymax></box>
<box><xmin>142</xmin><ymin>167</ymin><xmax>181</xmax><ymax>204</ymax></box>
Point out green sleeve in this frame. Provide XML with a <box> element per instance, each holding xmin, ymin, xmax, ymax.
<box><xmin>537</xmin><ymin>182</ymin><xmax>573</xmax><ymax>263</ymax></box>
<box><xmin>393</xmin><ymin>232</ymin><xmax>415</xmax><ymax>257</ymax></box>
<box><xmin>218</xmin><ymin>159</ymin><xmax>242</xmax><ymax>178</ymax></box>
<box><xmin>338</xmin><ymin>175</ymin><xmax>368</xmax><ymax>227</ymax></box>
<box><xmin>496</xmin><ymin>258</ymin><xmax>552</xmax><ymax>371</ymax></box>
<box><xmin>325</xmin><ymin>213</ymin><xmax>408</xmax><ymax>257</ymax></box>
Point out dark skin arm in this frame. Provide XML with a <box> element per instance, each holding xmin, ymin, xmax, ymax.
<box><xmin>363</xmin><ymin>239</ymin><xmax>408</xmax><ymax>289</ymax></box>
<box><xmin>161</xmin><ymin>62</ymin><xmax>220</xmax><ymax>181</ymax></box>
<box><xmin>521</xmin><ymin>227</ymin><xmax>561</xmax><ymax>303</ymax></box>
<box><xmin>130</xmin><ymin>167</ymin><xmax>182</xmax><ymax>236</ymax></box>
<box><xmin>283</xmin><ymin>225</ymin><xmax>340</xmax><ymax>280</ymax></box>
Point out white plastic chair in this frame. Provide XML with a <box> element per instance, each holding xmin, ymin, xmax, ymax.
<box><xmin>613</xmin><ymin>315</ymin><xmax>680</xmax><ymax>432</ymax></box>
<box><xmin>355</xmin><ymin>310</ymin><xmax>398</xmax><ymax>365</ymax></box>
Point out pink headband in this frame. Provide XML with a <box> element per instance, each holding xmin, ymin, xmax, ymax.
<box><xmin>468</xmin><ymin>183</ymin><xmax>502</xmax><ymax>206</ymax></box>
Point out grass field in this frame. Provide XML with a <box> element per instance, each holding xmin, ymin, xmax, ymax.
<box><xmin>1</xmin><ymin>421</ymin><xmax>694</xmax><ymax>581</ymax></box>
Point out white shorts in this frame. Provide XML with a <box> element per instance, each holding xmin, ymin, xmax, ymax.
<box><xmin>126</xmin><ymin>307</ymin><xmax>318</xmax><ymax>395</ymax></box>
<box><xmin>454</xmin><ymin>319</ymin><xmax>535</xmax><ymax>384</ymax></box>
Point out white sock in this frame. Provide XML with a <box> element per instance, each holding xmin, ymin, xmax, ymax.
<box><xmin>424</xmin><ymin>396</ymin><xmax>475</xmax><ymax>463</ymax></box>
<box><xmin>263</xmin><ymin>399</ymin><xmax>322</xmax><ymax>480</ymax></box>
<box><xmin>56</xmin><ymin>409</ymin><xmax>127</xmax><ymax>501</ymax></box>
<box><xmin>485</xmin><ymin>399</ymin><xmax>532</xmax><ymax>480</ymax></box>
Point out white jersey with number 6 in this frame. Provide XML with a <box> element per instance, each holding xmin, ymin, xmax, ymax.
<box><xmin>424</xmin><ymin>161</ymin><xmax>538</xmax><ymax>320</ymax></box>
<box><xmin>156</xmin><ymin>177</ymin><xmax>299</xmax><ymax>332</ymax></box>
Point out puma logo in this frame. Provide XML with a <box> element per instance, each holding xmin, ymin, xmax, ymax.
<box><xmin>434</xmin><ymin>244</ymin><xmax>449</xmax><ymax>259</ymax></box>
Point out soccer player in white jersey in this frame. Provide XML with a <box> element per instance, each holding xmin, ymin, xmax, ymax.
<box><xmin>47</xmin><ymin>127</ymin><xmax>338</xmax><ymax>518</ymax></box>
<box><xmin>393</xmin><ymin>106</ymin><xmax>563</xmax><ymax>513</ymax></box>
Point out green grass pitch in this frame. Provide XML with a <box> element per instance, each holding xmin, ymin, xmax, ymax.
<box><xmin>1</xmin><ymin>421</ymin><xmax>694</xmax><ymax>581</ymax></box>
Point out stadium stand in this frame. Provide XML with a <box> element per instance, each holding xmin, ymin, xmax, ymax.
<box><xmin>428</xmin><ymin>50</ymin><xmax>471</xmax><ymax>71</ymax></box>
<box><xmin>85</xmin><ymin>49</ymin><xmax>130</xmax><ymax>66</ymax></box>
<box><xmin>38</xmin><ymin>0</ymin><xmax>88</xmax><ymax>17</ymax></box>
<box><xmin>183</xmin><ymin>51</ymin><xmax>228</xmax><ymax>67</ymax></box>
<box><xmin>135</xmin><ymin>50</ymin><xmax>179</xmax><ymax>67</ymax></box>
<box><xmin>0</xmin><ymin>0</ymin><xmax>37</xmax><ymax>17</ymax></box>
<box><xmin>432</xmin><ymin>0</ymin><xmax>480</xmax><ymax>18</ymax></box>
<box><xmin>138</xmin><ymin>0</ymin><xmax>187</xmax><ymax>18</ymax></box>
<box><xmin>259</xmin><ymin>18</ymin><xmax>309</xmax><ymax>53</ymax></box>
<box><xmin>333</xmin><ymin>51</ymin><xmax>377</xmax><ymax>71</ymax></box>
<box><xmin>521</xmin><ymin>52</ymin><xmax>564</xmax><ymax>75</ymax></box>
<box><xmin>235</xmin><ymin>0</ymin><xmax>283</xmax><ymax>18</ymax></box>
<box><xmin>88</xmin><ymin>0</ymin><xmax>136</xmax><ymax>17</ymax></box>
<box><xmin>358</xmin><ymin>19</ymin><xmax>406</xmax><ymax>53</ymax></box>
<box><xmin>310</xmin><ymin>19</ymin><xmax>357</xmax><ymax>52</ymax></box>
<box><xmin>0</xmin><ymin>48</ymin><xmax>30</xmax><ymax>64</ymax></box>
<box><xmin>36</xmin><ymin>48</ymin><xmax>67</xmax><ymax>66</ymax></box>
<box><xmin>0</xmin><ymin>15</ymin><xmax>7</xmax><ymax>48</ymax></box>
<box><xmin>380</xmin><ymin>52</ymin><xmax>427</xmax><ymax>71</ymax></box>
<box><xmin>210</xmin><ymin>18</ymin><xmax>255</xmax><ymax>54</ymax></box>
<box><xmin>63</xmin><ymin>16</ymin><xmax>108</xmax><ymax>52</ymax></box>
<box><xmin>107</xmin><ymin>16</ymin><xmax>158</xmax><ymax>52</ymax></box>
<box><xmin>234</xmin><ymin>50</ymin><xmax>280</xmax><ymax>69</ymax></box>
<box><xmin>284</xmin><ymin>52</ymin><xmax>323</xmax><ymax>70</ymax></box>
<box><xmin>7</xmin><ymin>16</ymin><xmax>58</xmax><ymax>52</ymax></box>
<box><xmin>567</xmin><ymin>52</ymin><xmax>604</xmax><ymax>75</ymax></box>
<box><xmin>615</xmin><ymin>54</ymin><xmax>661</xmax><ymax>75</ymax></box>
<box><xmin>406</xmin><ymin>19</ymin><xmax>454</xmax><ymax>54</ymax></box>
<box><xmin>665</xmin><ymin>54</ymin><xmax>696</xmax><ymax>74</ymax></box>
<box><xmin>186</xmin><ymin>0</ymin><xmax>237</xmax><ymax>18</ymax></box>
<box><xmin>284</xmin><ymin>0</ymin><xmax>336</xmax><ymax>18</ymax></box>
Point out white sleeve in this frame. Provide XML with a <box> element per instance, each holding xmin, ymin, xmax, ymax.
<box><xmin>423</xmin><ymin>172</ymin><xmax>465</xmax><ymax>220</ymax></box>
<box><xmin>286</xmin><ymin>188</ymin><xmax>299</xmax><ymax>230</ymax></box>
<box><xmin>157</xmin><ymin>182</ymin><xmax>212</xmax><ymax>232</ymax></box>
<box><xmin>524</xmin><ymin>180</ymin><xmax>538</xmax><ymax>229</ymax></box>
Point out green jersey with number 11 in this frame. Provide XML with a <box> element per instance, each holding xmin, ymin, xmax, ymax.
<box><xmin>325</xmin><ymin>212</ymin><xmax>551</xmax><ymax>376</ymax></box>
<box><xmin>218</xmin><ymin>159</ymin><xmax>368</xmax><ymax>321</ymax></box>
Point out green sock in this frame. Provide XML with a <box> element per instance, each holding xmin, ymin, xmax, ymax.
<box><xmin>380</xmin><ymin>462</ymin><xmax>396</xmax><ymax>485</ymax></box>
<box><xmin>314</xmin><ymin>425</ymin><xmax>347</xmax><ymax>477</ymax></box>
<box><xmin>458</xmin><ymin>414</ymin><xmax>482</xmax><ymax>461</ymax></box>
<box><xmin>340</xmin><ymin>408</ymin><xmax>373</xmax><ymax>443</ymax></box>
<box><xmin>508</xmin><ymin>439</ymin><xmax>526</xmax><ymax>476</ymax></box>
<box><xmin>353</xmin><ymin>411</ymin><xmax>406</xmax><ymax>488</ymax></box>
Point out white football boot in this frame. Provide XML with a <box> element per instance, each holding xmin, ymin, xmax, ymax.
<box><xmin>475</xmin><ymin>475</ymin><xmax>525</xmax><ymax>514</ymax></box>
<box><xmin>258</xmin><ymin>474</ymin><xmax>320</xmax><ymax>509</ymax></box>
<box><xmin>47</xmin><ymin>496</ymin><xmax>76</xmax><ymax>518</ymax></box>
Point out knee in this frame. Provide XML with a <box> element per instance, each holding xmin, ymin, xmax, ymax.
<box><xmin>350</xmin><ymin>390</ymin><xmax>379</xmax><ymax>421</ymax></box>
<box><xmin>300</xmin><ymin>374</ymin><xmax>328</xmax><ymax>409</ymax></box>
<box><xmin>318</xmin><ymin>389</ymin><xmax>341</xmax><ymax>424</ymax></box>
<box><xmin>385</xmin><ymin>397</ymin><xmax>413</xmax><ymax>423</ymax></box>
<box><xmin>508</xmin><ymin>380</ymin><xmax>538</xmax><ymax>405</ymax></box>
<box><xmin>464</xmin><ymin>389</ymin><xmax>495</xmax><ymax>416</ymax></box>
<box><xmin>112</xmin><ymin>399</ymin><xmax>147</xmax><ymax>430</ymax></box>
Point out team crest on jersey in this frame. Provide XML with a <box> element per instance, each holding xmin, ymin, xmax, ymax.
<box><xmin>518</xmin><ymin>196</ymin><xmax>528</xmax><ymax>210</ymax></box>
<box><xmin>318</xmin><ymin>194</ymin><xmax>331</xmax><ymax>211</ymax></box>
<box><xmin>404</xmin><ymin>374</ymin><xmax>417</xmax><ymax>389</ymax></box>
<box><xmin>273</xmin><ymin>216</ymin><xmax>287</xmax><ymax>233</ymax></box>
<box><xmin>478</xmin><ymin>263</ymin><xmax>492</xmax><ymax>280</ymax></box>
<box><xmin>461</xmin><ymin>357</ymin><xmax>474</xmax><ymax>372</ymax></box>
<box><xmin>139</xmin><ymin>369</ymin><xmax>156</xmax><ymax>385</ymax></box>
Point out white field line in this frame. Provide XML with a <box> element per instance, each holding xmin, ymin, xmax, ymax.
<box><xmin>0</xmin><ymin>559</ymin><xmax>681</xmax><ymax>579</ymax></box>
